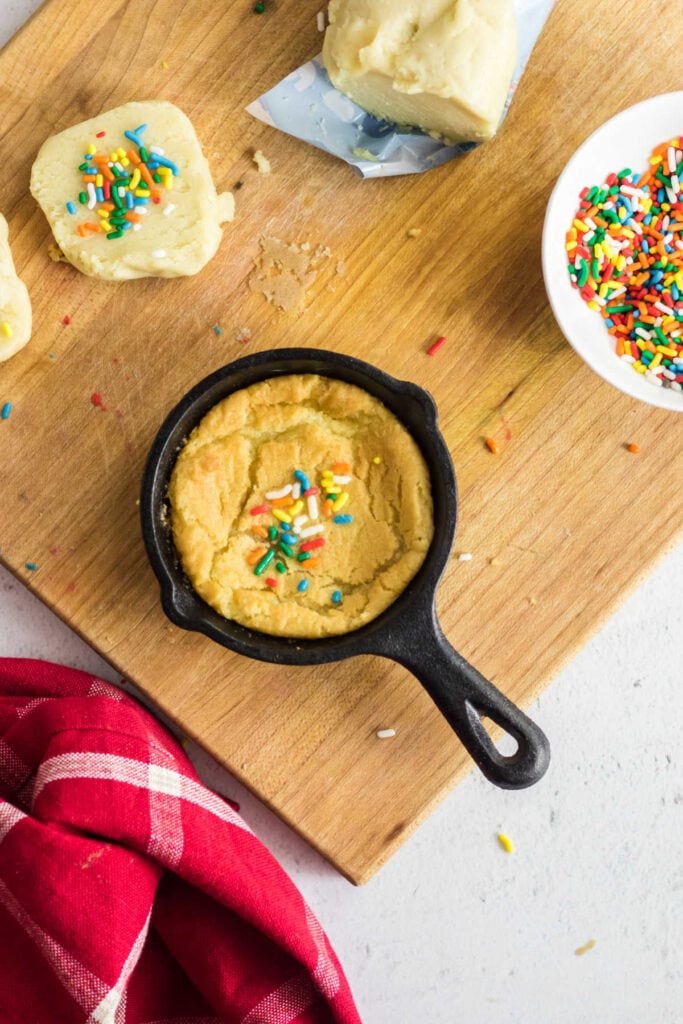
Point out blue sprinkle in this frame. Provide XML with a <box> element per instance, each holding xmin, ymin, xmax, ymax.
<box><xmin>644</xmin><ymin>214</ymin><xmax>652</xmax><ymax>225</ymax></box>
<box><xmin>294</xmin><ymin>469</ymin><xmax>310</xmax><ymax>491</ymax></box>
<box><xmin>66</xmin><ymin>201</ymin><xmax>76</xmax><ymax>215</ymax></box>
<box><xmin>1</xmin><ymin>402</ymin><xmax>11</xmax><ymax>420</ymax></box>
<box><xmin>147</xmin><ymin>161</ymin><xmax>159</xmax><ymax>170</ymax></box>
<box><xmin>126</xmin><ymin>192</ymin><xmax>135</xmax><ymax>210</ymax></box>
<box><xmin>280</xmin><ymin>532</ymin><xmax>298</xmax><ymax>544</ymax></box>
<box><xmin>124</xmin><ymin>129</ymin><xmax>144</xmax><ymax>147</ymax></box>
<box><xmin>673</xmin><ymin>284</ymin><xmax>680</xmax><ymax>300</ymax></box>
<box><xmin>96</xmin><ymin>187</ymin><xmax>104</xmax><ymax>203</ymax></box>
<box><xmin>604</xmin><ymin>318</ymin><xmax>615</xmax><ymax>329</ymax></box>
<box><xmin>25</xmin><ymin>562</ymin><xmax>38</xmax><ymax>571</ymax></box>
<box><xmin>84</xmin><ymin>154</ymin><xmax>93</xmax><ymax>161</ymax></box>
<box><xmin>297</xmin><ymin>580</ymin><xmax>309</xmax><ymax>594</ymax></box>
<box><xmin>134</xmin><ymin>197</ymin><xmax>149</xmax><ymax>206</ymax></box>
<box><xmin>332</xmin><ymin>590</ymin><xmax>342</xmax><ymax>605</ymax></box>
<box><xmin>121</xmin><ymin>222</ymin><xmax>132</xmax><ymax>231</ymax></box>
<box><xmin>642</xmin><ymin>239</ymin><xmax>649</xmax><ymax>253</ymax></box>
<box><xmin>49</xmin><ymin>353</ymin><xmax>56</xmax><ymax>359</ymax></box>
<box><xmin>154</xmin><ymin>154</ymin><xmax>179</xmax><ymax>176</ymax></box>
<box><xmin>213</xmin><ymin>324</ymin><xmax>222</xmax><ymax>336</ymax></box>
<box><xmin>333</xmin><ymin>514</ymin><xmax>353</xmax><ymax>524</ymax></box>
<box><xmin>135</xmin><ymin>123</ymin><xmax>148</xmax><ymax>135</ymax></box>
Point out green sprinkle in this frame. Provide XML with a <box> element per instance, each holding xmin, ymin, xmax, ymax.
<box><xmin>79</xmin><ymin>192</ymin><xmax>87</xmax><ymax>204</ymax></box>
<box><xmin>279</xmin><ymin>542</ymin><xmax>294</xmax><ymax>557</ymax></box>
<box><xmin>578</xmin><ymin>260</ymin><xmax>589</xmax><ymax>287</ymax></box>
<box><xmin>139</xmin><ymin>146</ymin><xmax>149</xmax><ymax>162</ymax></box>
<box><xmin>275</xmin><ymin>560</ymin><xmax>287</xmax><ymax>574</ymax></box>
<box><xmin>78</xmin><ymin>162</ymin><xmax>89</xmax><ymax>171</ymax></box>
<box><xmin>254</xmin><ymin>1</ymin><xmax>265</xmax><ymax>10</ymax></box>
<box><xmin>106</xmin><ymin>230</ymin><xmax>123</xmax><ymax>239</ymax></box>
<box><xmin>617</xmin><ymin>167</ymin><xmax>632</xmax><ymax>179</ymax></box>
<box><xmin>654</xmin><ymin>325</ymin><xmax>668</xmax><ymax>345</ymax></box>
<box><xmin>591</xmin><ymin>258</ymin><xmax>599</xmax><ymax>279</ymax></box>
<box><xmin>254</xmin><ymin>548</ymin><xmax>275</xmax><ymax>576</ymax></box>
<box><xmin>605</xmin><ymin>304</ymin><xmax>632</xmax><ymax>314</ymax></box>
<box><xmin>153</xmin><ymin>173</ymin><xmax>162</xmax><ymax>183</ymax></box>
<box><xmin>568</xmin><ymin>263</ymin><xmax>577</xmax><ymax>276</ymax></box>
<box><xmin>297</xmin><ymin>552</ymin><xmax>311</xmax><ymax>562</ymax></box>
<box><xmin>268</xmin><ymin>525</ymin><xmax>277</xmax><ymax>541</ymax></box>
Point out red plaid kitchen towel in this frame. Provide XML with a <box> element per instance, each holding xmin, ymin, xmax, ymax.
<box><xmin>0</xmin><ymin>659</ymin><xmax>362</xmax><ymax>1024</ymax></box>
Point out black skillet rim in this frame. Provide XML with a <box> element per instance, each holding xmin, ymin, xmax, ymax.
<box><xmin>140</xmin><ymin>348</ymin><xmax>458</xmax><ymax>665</ymax></box>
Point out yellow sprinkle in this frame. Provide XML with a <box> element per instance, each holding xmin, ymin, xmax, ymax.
<box><xmin>565</xmin><ymin>241</ymin><xmax>577</xmax><ymax>252</ymax></box>
<box><xmin>86</xmin><ymin>143</ymin><xmax>96</xmax><ymax>155</ymax></box>
<box><xmin>497</xmin><ymin>832</ymin><xmax>514</xmax><ymax>854</ymax></box>
<box><xmin>587</xmin><ymin>301</ymin><xmax>600</xmax><ymax>311</ymax></box>
<box><xmin>95</xmin><ymin>173</ymin><xmax>103</xmax><ymax>187</ymax></box>
<box><xmin>161</xmin><ymin>60</ymin><xmax>169</xmax><ymax>69</ymax></box>
<box><xmin>134</xmin><ymin>189</ymin><xmax>148</xmax><ymax>197</ymax></box>
<box><xmin>573</xmin><ymin>218</ymin><xmax>588</xmax><ymax>231</ymax></box>
<box><xmin>649</xmin><ymin>353</ymin><xmax>663</xmax><ymax>369</ymax></box>
<box><xmin>272</xmin><ymin>509</ymin><xmax>292</xmax><ymax>524</ymax></box>
<box><xmin>594</xmin><ymin>242</ymin><xmax>603</xmax><ymax>259</ymax></box>
<box><xmin>117</xmin><ymin>147</ymin><xmax>127</xmax><ymax>159</ymax></box>
<box><xmin>324</xmin><ymin>486</ymin><xmax>342</xmax><ymax>495</ymax></box>
<box><xmin>110</xmin><ymin>151</ymin><xmax>119</xmax><ymax>162</ymax></box>
<box><xmin>129</xmin><ymin>169</ymin><xmax>141</xmax><ymax>190</ymax></box>
<box><xmin>372</xmin><ymin>456</ymin><xmax>381</xmax><ymax>464</ymax></box>
<box><xmin>617</xmin><ymin>255</ymin><xmax>627</xmax><ymax>272</ymax></box>
<box><xmin>617</xmin><ymin>206</ymin><xmax>627</xmax><ymax>220</ymax></box>
<box><xmin>100</xmin><ymin>221</ymin><xmax>112</xmax><ymax>232</ymax></box>
<box><xmin>98</xmin><ymin>209</ymin><xmax>109</xmax><ymax>218</ymax></box>
<box><xmin>598</xmin><ymin>283</ymin><xmax>608</xmax><ymax>299</ymax></box>
<box><xmin>332</xmin><ymin>492</ymin><xmax>349</xmax><ymax>512</ymax></box>
<box><xmin>621</xmin><ymin>228</ymin><xmax>635</xmax><ymax>239</ymax></box>
<box><xmin>662</xmin><ymin>203</ymin><xmax>672</xmax><ymax>212</ymax></box>
<box><xmin>575</xmin><ymin>939</ymin><xmax>597</xmax><ymax>957</ymax></box>
<box><xmin>656</xmin><ymin>345</ymin><xmax>676</xmax><ymax>356</ymax></box>
<box><xmin>649</xmin><ymin>154</ymin><xmax>663</xmax><ymax>166</ymax></box>
<box><xmin>120</xmin><ymin>156</ymin><xmax>130</xmax><ymax>167</ymax></box>
<box><xmin>1</xmin><ymin>321</ymin><xmax>13</xmax><ymax>338</ymax></box>
<box><xmin>162</xmin><ymin>174</ymin><xmax>173</xmax><ymax>191</ymax></box>
<box><xmin>633</xmin><ymin>361</ymin><xmax>647</xmax><ymax>374</ymax></box>
<box><xmin>289</xmin><ymin>500</ymin><xmax>304</xmax><ymax>517</ymax></box>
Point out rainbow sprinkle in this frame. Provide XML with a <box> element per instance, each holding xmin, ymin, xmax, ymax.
<box><xmin>566</xmin><ymin>138</ymin><xmax>683</xmax><ymax>392</ymax></box>
<box><xmin>246</xmin><ymin>463</ymin><xmax>354</xmax><ymax>603</ymax></box>
<box><xmin>71</xmin><ymin>123</ymin><xmax>178</xmax><ymax>240</ymax></box>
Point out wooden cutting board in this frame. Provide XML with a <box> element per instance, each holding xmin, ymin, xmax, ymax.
<box><xmin>1</xmin><ymin>0</ymin><xmax>681</xmax><ymax>884</ymax></box>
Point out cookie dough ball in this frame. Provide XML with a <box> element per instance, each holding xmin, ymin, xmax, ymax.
<box><xmin>322</xmin><ymin>0</ymin><xmax>518</xmax><ymax>143</ymax></box>
<box><xmin>0</xmin><ymin>214</ymin><xmax>32</xmax><ymax>361</ymax></box>
<box><xmin>30</xmin><ymin>101</ymin><xmax>234</xmax><ymax>281</ymax></box>
<box><xmin>168</xmin><ymin>374</ymin><xmax>434</xmax><ymax>639</ymax></box>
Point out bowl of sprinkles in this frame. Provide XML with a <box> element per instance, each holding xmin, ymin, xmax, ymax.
<box><xmin>543</xmin><ymin>92</ymin><xmax>683</xmax><ymax>411</ymax></box>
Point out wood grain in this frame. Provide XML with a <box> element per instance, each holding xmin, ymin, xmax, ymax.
<box><xmin>0</xmin><ymin>0</ymin><xmax>681</xmax><ymax>883</ymax></box>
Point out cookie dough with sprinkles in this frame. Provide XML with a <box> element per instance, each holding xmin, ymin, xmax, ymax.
<box><xmin>30</xmin><ymin>101</ymin><xmax>234</xmax><ymax>280</ymax></box>
<box><xmin>168</xmin><ymin>374</ymin><xmax>434</xmax><ymax>638</ymax></box>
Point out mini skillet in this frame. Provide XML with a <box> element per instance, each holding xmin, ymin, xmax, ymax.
<box><xmin>140</xmin><ymin>348</ymin><xmax>550</xmax><ymax>790</ymax></box>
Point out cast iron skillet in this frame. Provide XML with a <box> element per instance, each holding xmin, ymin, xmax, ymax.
<box><xmin>140</xmin><ymin>348</ymin><xmax>550</xmax><ymax>790</ymax></box>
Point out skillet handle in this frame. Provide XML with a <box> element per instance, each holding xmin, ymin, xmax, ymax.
<box><xmin>394</xmin><ymin>623</ymin><xmax>550</xmax><ymax>790</ymax></box>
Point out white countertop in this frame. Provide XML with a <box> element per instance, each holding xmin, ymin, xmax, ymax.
<box><xmin>1</xmin><ymin>7</ymin><xmax>681</xmax><ymax>1022</ymax></box>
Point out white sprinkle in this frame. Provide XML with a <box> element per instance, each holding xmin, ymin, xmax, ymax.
<box><xmin>291</xmin><ymin>482</ymin><xmax>301</xmax><ymax>500</ymax></box>
<box><xmin>620</xmin><ymin>185</ymin><xmax>644</xmax><ymax>197</ymax></box>
<box><xmin>87</xmin><ymin>182</ymin><xmax>97</xmax><ymax>209</ymax></box>
<box><xmin>150</xmin><ymin>145</ymin><xmax>165</xmax><ymax>155</ymax></box>
<box><xmin>152</xmin><ymin>249</ymin><xmax>167</xmax><ymax>258</ymax></box>
<box><xmin>300</xmin><ymin>523</ymin><xmax>324</xmax><ymax>538</ymax></box>
<box><xmin>584</xmin><ymin>217</ymin><xmax>597</xmax><ymax>230</ymax></box>
<box><xmin>668</xmin><ymin>146</ymin><xmax>677</xmax><ymax>173</ymax></box>
<box><xmin>133</xmin><ymin>224</ymin><xmax>142</xmax><ymax>231</ymax></box>
<box><xmin>118</xmin><ymin>186</ymin><xmax>126</xmax><ymax>197</ymax></box>
<box><xmin>293</xmin><ymin>515</ymin><xmax>308</xmax><ymax>530</ymax></box>
<box><xmin>114</xmin><ymin>161</ymin><xmax>125</xmax><ymax>174</ymax></box>
<box><xmin>621</xmin><ymin>355</ymin><xmax>636</xmax><ymax>364</ymax></box>
<box><xmin>376</xmin><ymin>729</ymin><xmax>396</xmax><ymax>739</ymax></box>
<box><xmin>607</xmin><ymin>285</ymin><xmax>627</xmax><ymax>299</ymax></box>
<box><xmin>163</xmin><ymin>203</ymin><xmax>175</xmax><ymax>216</ymax></box>
<box><xmin>673</xmin><ymin>356</ymin><xmax>683</xmax><ymax>364</ymax></box>
<box><xmin>630</xmin><ymin>220</ymin><xmax>643</xmax><ymax>235</ymax></box>
<box><xmin>307</xmin><ymin>495</ymin><xmax>319</xmax><ymax>520</ymax></box>
<box><xmin>661</xmin><ymin>368</ymin><xmax>676</xmax><ymax>380</ymax></box>
<box><xmin>316</xmin><ymin>10</ymin><xmax>325</xmax><ymax>31</ymax></box>
<box><xmin>333</xmin><ymin>474</ymin><xmax>352</xmax><ymax>485</ymax></box>
<box><xmin>645</xmin><ymin>373</ymin><xmax>663</xmax><ymax>387</ymax></box>
<box><xmin>265</xmin><ymin>484</ymin><xmax>292</xmax><ymax>500</ymax></box>
<box><xmin>655</xmin><ymin>301</ymin><xmax>672</xmax><ymax>315</ymax></box>
<box><xmin>635</xmin><ymin>327</ymin><xmax>653</xmax><ymax>341</ymax></box>
<box><xmin>671</xmin><ymin>381</ymin><xmax>682</xmax><ymax>390</ymax></box>
<box><xmin>667</xmin><ymin>187</ymin><xmax>678</xmax><ymax>205</ymax></box>
<box><xmin>458</xmin><ymin>553</ymin><xmax>473</xmax><ymax>562</ymax></box>
<box><xmin>138</xmin><ymin>207</ymin><xmax>149</xmax><ymax>215</ymax></box>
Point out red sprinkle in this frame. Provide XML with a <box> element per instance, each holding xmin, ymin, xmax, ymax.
<box><xmin>95</xmin><ymin>131</ymin><xmax>106</xmax><ymax>138</ymax></box>
<box><xmin>249</xmin><ymin>504</ymin><xmax>270</xmax><ymax>516</ymax></box>
<box><xmin>91</xmin><ymin>392</ymin><xmax>107</xmax><ymax>411</ymax></box>
<box><xmin>300</xmin><ymin>537</ymin><xmax>326</xmax><ymax>553</ymax></box>
<box><xmin>303</xmin><ymin>487</ymin><xmax>320</xmax><ymax>496</ymax></box>
<box><xmin>427</xmin><ymin>335</ymin><xmax>446</xmax><ymax>357</ymax></box>
<box><xmin>265</xmin><ymin>577</ymin><xmax>277</xmax><ymax>587</ymax></box>
<box><xmin>62</xmin><ymin>315</ymin><xmax>71</xmax><ymax>326</ymax></box>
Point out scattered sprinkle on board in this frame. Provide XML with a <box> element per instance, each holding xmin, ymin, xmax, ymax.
<box><xmin>25</xmin><ymin>562</ymin><xmax>38</xmax><ymax>571</ymax></box>
<box><xmin>1</xmin><ymin>402</ymin><xmax>12</xmax><ymax>420</ymax></box>
<box><xmin>376</xmin><ymin>728</ymin><xmax>396</xmax><ymax>739</ymax></box>
<box><xmin>627</xmin><ymin>443</ymin><xmax>640</xmax><ymax>454</ymax></box>
<box><xmin>575</xmin><ymin>939</ymin><xmax>597</xmax><ymax>957</ymax></box>
<box><xmin>486</xmin><ymin>437</ymin><xmax>500</xmax><ymax>455</ymax></box>
<box><xmin>91</xmin><ymin>392</ymin><xmax>107</xmax><ymax>410</ymax></box>
<box><xmin>458</xmin><ymin>552</ymin><xmax>473</xmax><ymax>562</ymax></box>
<box><xmin>427</xmin><ymin>335</ymin><xmax>446</xmax><ymax>357</ymax></box>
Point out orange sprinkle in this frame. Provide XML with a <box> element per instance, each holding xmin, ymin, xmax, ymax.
<box><xmin>139</xmin><ymin>164</ymin><xmax>155</xmax><ymax>187</ymax></box>
<box><xmin>125</xmin><ymin>213</ymin><xmax>142</xmax><ymax>223</ymax></box>
<box><xmin>127</xmin><ymin>149</ymin><xmax>142</xmax><ymax>164</ymax></box>
<box><xmin>323</xmin><ymin>499</ymin><xmax>334</xmax><ymax>518</ymax></box>
<box><xmin>77</xmin><ymin>224</ymin><xmax>87</xmax><ymax>237</ymax></box>
<box><xmin>306</xmin><ymin>557</ymin><xmax>321</xmax><ymax>568</ymax></box>
<box><xmin>100</xmin><ymin>202</ymin><xmax>116</xmax><ymax>212</ymax></box>
<box><xmin>252</xmin><ymin>525</ymin><xmax>268</xmax><ymax>539</ymax></box>
<box><xmin>95</xmin><ymin>162</ymin><xmax>115</xmax><ymax>181</ymax></box>
<box><xmin>332</xmin><ymin>462</ymin><xmax>351</xmax><ymax>474</ymax></box>
<box><xmin>247</xmin><ymin>546</ymin><xmax>268</xmax><ymax>565</ymax></box>
<box><xmin>485</xmin><ymin>437</ymin><xmax>499</xmax><ymax>455</ymax></box>
<box><xmin>626</xmin><ymin>443</ymin><xmax>640</xmax><ymax>454</ymax></box>
<box><xmin>83</xmin><ymin>222</ymin><xmax>102</xmax><ymax>233</ymax></box>
<box><xmin>271</xmin><ymin>496</ymin><xmax>294</xmax><ymax>508</ymax></box>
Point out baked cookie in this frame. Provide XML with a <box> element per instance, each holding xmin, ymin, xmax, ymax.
<box><xmin>169</xmin><ymin>374</ymin><xmax>434</xmax><ymax>638</ymax></box>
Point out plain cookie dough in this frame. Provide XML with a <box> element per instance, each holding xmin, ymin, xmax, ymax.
<box><xmin>168</xmin><ymin>374</ymin><xmax>434</xmax><ymax>638</ymax></box>
<box><xmin>0</xmin><ymin>214</ymin><xmax>32</xmax><ymax>361</ymax></box>
<box><xmin>30</xmin><ymin>101</ymin><xmax>234</xmax><ymax>281</ymax></box>
<box><xmin>322</xmin><ymin>0</ymin><xmax>518</xmax><ymax>142</ymax></box>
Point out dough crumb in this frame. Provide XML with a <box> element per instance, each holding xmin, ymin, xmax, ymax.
<box><xmin>351</xmin><ymin>147</ymin><xmax>379</xmax><ymax>162</ymax></box>
<box><xmin>248</xmin><ymin>236</ymin><xmax>331</xmax><ymax>313</ymax></box>
<box><xmin>335</xmin><ymin>260</ymin><xmax>346</xmax><ymax>275</ymax></box>
<box><xmin>236</xmin><ymin>326</ymin><xmax>252</xmax><ymax>344</ymax></box>
<box><xmin>575</xmin><ymin>939</ymin><xmax>597</xmax><ymax>957</ymax></box>
<box><xmin>406</xmin><ymin>227</ymin><xmax>422</xmax><ymax>239</ymax></box>
<box><xmin>252</xmin><ymin>149</ymin><xmax>271</xmax><ymax>174</ymax></box>
<box><xmin>48</xmin><ymin>241</ymin><xmax>68</xmax><ymax>263</ymax></box>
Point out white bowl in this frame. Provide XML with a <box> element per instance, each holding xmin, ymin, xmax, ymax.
<box><xmin>542</xmin><ymin>92</ymin><xmax>683</xmax><ymax>413</ymax></box>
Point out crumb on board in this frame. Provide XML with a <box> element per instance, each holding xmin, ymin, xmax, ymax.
<box><xmin>575</xmin><ymin>939</ymin><xmax>597</xmax><ymax>957</ymax></box>
<box><xmin>406</xmin><ymin>227</ymin><xmax>422</xmax><ymax>238</ymax></box>
<box><xmin>376</xmin><ymin>728</ymin><xmax>396</xmax><ymax>739</ymax></box>
<box><xmin>252</xmin><ymin>149</ymin><xmax>271</xmax><ymax>174</ymax></box>
<box><xmin>457</xmin><ymin>552</ymin><xmax>473</xmax><ymax>562</ymax></box>
<box><xmin>91</xmin><ymin>392</ymin><xmax>107</xmax><ymax>411</ymax></box>
<box><xmin>248</xmin><ymin>237</ymin><xmax>332</xmax><ymax>313</ymax></box>
<box><xmin>161</xmin><ymin>60</ymin><xmax>169</xmax><ymax>69</ymax></box>
<box><xmin>497</xmin><ymin>832</ymin><xmax>514</xmax><ymax>853</ymax></box>
<box><xmin>317</xmin><ymin>10</ymin><xmax>326</xmax><ymax>31</ymax></box>
<box><xmin>212</xmin><ymin>324</ymin><xmax>223</xmax><ymax>336</ymax></box>
<box><xmin>236</xmin><ymin>326</ymin><xmax>252</xmax><ymax>344</ymax></box>
<box><xmin>62</xmin><ymin>315</ymin><xmax>71</xmax><ymax>326</ymax></box>
<box><xmin>626</xmin><ymin>443</ymin><xmax>640</xmax><ymax>454</ymax></box>
<box><xmin>335</xmin><ymin>260</ymin><xmax>346</xmax><ymax>275</ymax></box>
<box><xmin>48</xmin><ymin>241</ymin><xmax>68</xmax><ymax>263</ymax></box>
<box><xmin>485</xmin><ymin>436</ymin><xmax>500</xmax><ymax>455</ymax></box>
